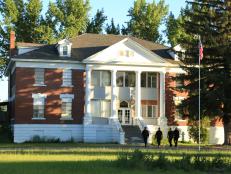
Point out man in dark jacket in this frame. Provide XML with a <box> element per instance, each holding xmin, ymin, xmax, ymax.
<box><xmin>142</xmin><ymin>127</ymin><xmax>149</xmax><ymax>147</ymax></box>
<box><xmin>155</xmin><ymin>127</ymin><xmax>163</xmax><ymax>147</ymax></box>
<box><xmin>173</xmin><ymin>127</ymin><xmax>180</xmax><ymax>147</ymax></box>
<box><xmin>167</xmin><ymin>128</ymin><xmax>173</xmax><ymax>147</ymax></box>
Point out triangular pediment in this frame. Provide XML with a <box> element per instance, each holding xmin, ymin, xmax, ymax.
<box><xmin>83</xmin><ymin>38</ymin><xmax>173</xmax><ymax>66</ymax></box>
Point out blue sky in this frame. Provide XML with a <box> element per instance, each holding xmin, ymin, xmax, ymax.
<box><xmin>0</xmin><ymin>0</ymin><xmax>186</xmax><ymax>101</ymax></box>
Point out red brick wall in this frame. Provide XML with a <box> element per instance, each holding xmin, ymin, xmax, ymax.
<box><xmin>14</xmin><ymin>67</ymin><xmax>85</xmax><ymax>124</ymax></box>
<box><xmin>165</xmin><ymin>72</ymin><xmax>188</xmax><ymax>126</ymax></box>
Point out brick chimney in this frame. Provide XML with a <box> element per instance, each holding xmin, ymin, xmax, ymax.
<box><xmin>10</xmin><ymin>31</ymin><xmax>16</xmax><ymax>56</ymax></box>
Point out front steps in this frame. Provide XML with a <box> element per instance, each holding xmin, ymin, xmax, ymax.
<box><xmin>122</xmin><ymin>125</ymin><xmax>143</xmax><ymax>144</ymax></box>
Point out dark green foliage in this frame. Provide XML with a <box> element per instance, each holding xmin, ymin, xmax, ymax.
<box><xmin>165</xmin><ymin>12</ymin><xmax>189</xmax><ymax>47</ymax></box>
<box><xmin>105</xmin><ymin>18</ymin><xmax>120</xmax><ymax>35</ymax></box>
<box><xmin>123</xmin><ymin>0</ymin><xmax>168</xmax><ymax>43</ymax></box>
<box><xmin>116</xmin><ymin>150</ymin><xmax>231</xmax><ymax>172</ymax></box>
<box><xmin>0</xmin><ymin>0</ymin><xmax>90</xmax><ymax>77</ymax></box>
<box><xmin>176</xmin><ymin>0</ymin><xmax>231</xmax><ymax>144</ymax></box>
<box><xmin>86</xmin><ymin>9</ymin><xmax>107</xmax><ymax>34</ymax></box>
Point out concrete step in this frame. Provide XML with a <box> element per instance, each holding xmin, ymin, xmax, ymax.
<box><xmin>122</xmin><ymin>125</ymin><xmax>143</xmax><ymax>144</ymax></box>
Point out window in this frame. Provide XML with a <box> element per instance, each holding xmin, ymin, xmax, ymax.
<box><xmin>116</xmin><ymin>71</ymin><xmax>135</xmax><ymax>87</ymax></box>
<box><xmin>91</xmin><ymin>100</ymin><xmax>111</xmax><ymax>117</ymax></box>
<box><xmin>62</xmin><ymin>69</ymin><xmax>72</xmax><ymax>86</ymax></box>
<box><xmin>91</xmin><ymin>70</ymin><xmax>111</xmax><ymax>87</ymax></box>
<box><xmin>173</xmin><ymin>96</ymin><xmax>185</xmax><ymax>120</ymax></box>
<box><xmin>141</xmin><ymin>105</ymin><xmax>157</xmax><ymax>118</ymax></box>
<box><xmin>60</xmin><ymin>94</ymin><xmax>74</xmax><ymax>119</ymax></box>
<box><xmin>63</xmin><ymin>46</ymin><xmax>68</xmax><ymax>56</ymax></box>
<box><xmin>119</xmin><ymin>50</ymin><xmax>134</xmax><ymax>57</ymax></box>
<box><xmin>32</xmin><ymin>94</ymin><xmax>46</xmax><ymax>119</ymax></box>
<box><xmin>35</xmin><ymin>68</ymin><xmax>44</xmax><ymax>85</ymax></box>
<box><xmin>141</xmin><ymin>72</ymin><xmax>157</xmax><ymax>88</ymax></box>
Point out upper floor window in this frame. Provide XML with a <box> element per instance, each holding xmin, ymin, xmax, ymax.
<box><xmin>57</xmin><ymin>39</ymin><xmax>72</xmax><ymax>57</ymax></box>
<box><xmin>116</xmin><ymin>71</ymin><xmax>135</xmax><ymax>87</ymax></box>
<box><xmin>62</xmin><ymin>69</ymin><xmax>72</xmax><ymax>86</ymax></box>
<box><xmin>141</xmin><ymin>72</ymin><xmax>157</xmax><ymax>88</ymax></box>
<box><xmin>63</xmin><ymin>46</ymin><xmax>68</xmax><ymax>56</ymax></box>
<box><xmin>32</xmin><ymin>93</ymin><xmax>47</xmax><ymax>119</ymax></box>
<box><xmin>35</xmin><ymin>68</ymin><xmax>44</xmax><ymax>85</ymax></box>
<box><xmin>91</xmin><ymin>70</ymin><xmax>111</xmax><ymax>87</ymax></box>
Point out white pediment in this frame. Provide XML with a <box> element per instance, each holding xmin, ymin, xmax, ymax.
<box><xmin>83</xmin><ymin>38</ymin><xmax>173</xmax><ymax>66</ymax></box>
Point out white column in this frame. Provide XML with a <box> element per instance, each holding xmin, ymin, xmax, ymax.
<box><xmin>159</xmin><ymin>71</ymin><xmax>167</xmax><ymax>127</ymax></box>
<box><xmin>84</xmin><ymin>66</ymin><xmax>92</xmax><ymax>125</ymax></box>
<box><xmin>135</xmin><ymin>70</ymin><xmax>142</xmax><ymax>120</ymax></box>
<box><xmin>111</xmin><ymin>69</ymin><xmax>117</xmax><ymax>119</ymax></box>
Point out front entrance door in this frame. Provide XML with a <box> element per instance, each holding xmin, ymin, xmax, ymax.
<box><xmin>118</xmin><ymin>108</ymin><xmax>131</xmax><ymax>125</ymax></box>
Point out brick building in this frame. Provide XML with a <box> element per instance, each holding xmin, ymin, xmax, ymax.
<box><xmin>7</xmin><ymin>32</ymin><xmax>224</xmax><ymax>144</ymax></box>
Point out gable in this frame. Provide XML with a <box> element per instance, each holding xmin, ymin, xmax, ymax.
<box><xmin>83</xmin><ymin>38</ymin><xmax>173</xmax><ymax>66</ymax></box>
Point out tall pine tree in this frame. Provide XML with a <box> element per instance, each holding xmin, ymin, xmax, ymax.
<box><xmin>105</xmin><ymin>18</ymin><xmax>120</xmax><ymax>35</ymax></box>
<box><xmin>177</xmin><ymin>0</ymin><xmax>231</xmax><ymax>144</ymax></box>
<box><xmin>86</xmin><ymin>9</ymin><xmax>107</xmax><ymax>34</ymax></box>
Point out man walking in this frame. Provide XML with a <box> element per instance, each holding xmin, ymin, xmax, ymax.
<box><xmin>141</xmin><ymin>127</ymin><xmax>149</xmax><ymax>147</ymax></box>
<box><xmin>173</xmin><ymin>127</ymin><xmax>180</xmax><ymax>147</ymax></box>
<box><xmin>167</xmin><ymin>128</ymin><xmax>173</xmax><ymax>147</ymax></box>
<box><xmin>155</xmin><ymin>127</ymin><xmax>163</xmax><ymax>148</ymax></box>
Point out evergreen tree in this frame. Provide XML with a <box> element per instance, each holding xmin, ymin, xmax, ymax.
<box><xmin>86</xmin><ymin>9</ymin><xmax>107</xmax><ymax>34</ymax></box>
<box><xmin>177</xmin><ymin>0</ymin><xmax>231</xmax><ymax>144</ymax></box>
<box><xmin>165</xmin><ymin>12</ymin><xmax>189</xmax><ymax>47</ymax></box>
<box><xmin>124</xmin><ymin>0</ymin><xmax>168</xmax><ymax>43</ymax></box>
<box><xmin>105</xmin><ymin>18</ymin><xmax>120</xmax><ymax>35</ymax></box>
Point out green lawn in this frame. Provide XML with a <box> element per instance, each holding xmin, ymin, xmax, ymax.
<box><xmin>0</xmin><ymin>146</ymin><xmax>230</xmax><ymax>174</ymax></box>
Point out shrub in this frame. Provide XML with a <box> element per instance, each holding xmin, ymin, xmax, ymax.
<box><xmin>188</xmin><ymin>125</ymin><xmax>208</xmax><ymax>144</ymax></box>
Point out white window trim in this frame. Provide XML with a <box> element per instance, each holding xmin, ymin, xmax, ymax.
<box><xmin>141</xmin><ymin>72</ymin><xmax>157</xmax><ymax>88</ymax></box>
<box><xmin>91</xmin><ymin>99</ymin><xmax>111</xmax><ymax>117</ymax></box>
<box><xmin>57</xmin><ymin>39</ymin><xmax>72</xmax><ymax>57</ymax></box>
<box><xmin>32</xmin><ymin>93</ymin><xmax>47</xmax><ymax>120</ymax></box>
<box><xmin>116</xmin><ymin>71</ymin><xmax>135</xmax><ymax>87</ymax></box>
<box><xmin>60</xmin><ymin>94</ymin><xmax>74</xmax><ymax>119</ymax></box>
<box><xmin>34</xmin><ymin>68</ymin><xmax>45</xmax><ymax>86</ymax></box>
<box><xmin>62</xmin><ymin>69</ymin><xmax>73</xmax><ymax>87</ymax></box>
<box><xmin>91</xmin><ymin>70</ymin><xmax>111</xmax><ymax>87</ymax></box>
<box><xmin>142</xmin><ymin>105</ymin><xmax>157</xmax><ymax>118</ymax></box>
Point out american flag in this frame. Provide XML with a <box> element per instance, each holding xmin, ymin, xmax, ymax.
<box><xmin>199</xmin><ymin>39</ymin><xmax>203</xmax><ymax>60</ymax></box>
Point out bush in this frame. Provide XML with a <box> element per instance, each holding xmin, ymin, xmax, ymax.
<box><xmin>28</xmin><ymin>135</ymin><xmax>75</xmax><ymax>143</ymax></box>
<box><xmin>188</xmin><ymin>125</ymin><xmax>208</xmax><ymax>144</ymax></box>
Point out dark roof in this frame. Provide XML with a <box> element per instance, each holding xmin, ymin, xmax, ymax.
<box><xmin>13</xmin><ymin>33</ymin><xmax>175</xmax><ymax>62</ymax></box>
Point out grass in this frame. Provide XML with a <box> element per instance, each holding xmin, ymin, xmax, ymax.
<box><xmin>0</xmin><ymin>146</ymin><xmax>230</xmax><ymax>174</ymax></box>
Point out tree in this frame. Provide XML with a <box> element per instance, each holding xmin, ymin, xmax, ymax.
<box><xmin>0</xmin><ymin>0</ymin><xmax>91</xmax><ymax>77</ymax></box>
<box><xmin>177</xmin><ymin>0</ymin><xmax>231</xmax><ymax>145</ymax></box>
<box><xmin>124</xmin><ymin>0</ymin><xmax>168</xmax><ymax>43</ymax></box>
<box><xmin>105</xmin><ymin>18</ymin><xmax>120</xmax><ymax>35</ymax></box>
<box><xmin>165</xmin><ymin>12</ymin><xmax>189</xmax><ymax>47</ymax></box>
<box><xmin>47</xmin><ymin>0</ymin><xmax>90</xmax><ymax>39</ymax></box>
<box><xmin>0</xmin><ymin>0</ymin><xmax>44</xmax><ymax>77</ymax></box>
<box><xmin>86</xmin><ymin>9</ymin><xmax>107</xmax><ymax>34</ymax></box>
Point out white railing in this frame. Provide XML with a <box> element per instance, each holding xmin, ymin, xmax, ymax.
<box><xmin>137</xmin><ymin>117</ymin><xmax>147</xmax><ymax>131</ymax></box>
<box><xmin>110</xmin><ymin>118</ymin><xmax>125</xmax><ymax>144</ymax></box>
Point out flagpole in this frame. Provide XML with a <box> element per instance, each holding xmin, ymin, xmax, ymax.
<box><xmin>198</xmin><ymin>35</ymin><xmax>201</xmax><ymax>151</ymax></box>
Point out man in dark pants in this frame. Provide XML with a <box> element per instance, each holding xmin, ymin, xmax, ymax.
<box><xmin>155</xmin><ymin>128</ymin><xmax>163</xmax><ymax>148</ymax></box>
<box><xmin>142</xmin><ymin>127</ymin><xmax>149</xmax><ymax>147</ymax></box>
<box><xmin>173</xmin><ymin>127</ymin><xmax>180</xmax><ymax>147</ymax></box>
<box><xmin>167</xmin><ymin>128</ymin><xmax>173</xmax><ymax>147</ymax></box>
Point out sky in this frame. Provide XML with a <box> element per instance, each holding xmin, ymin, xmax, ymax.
<box><xmin>0</xmin><ymin>0</ymin><xmax>186</xmax><ymax>101</ymax></box>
